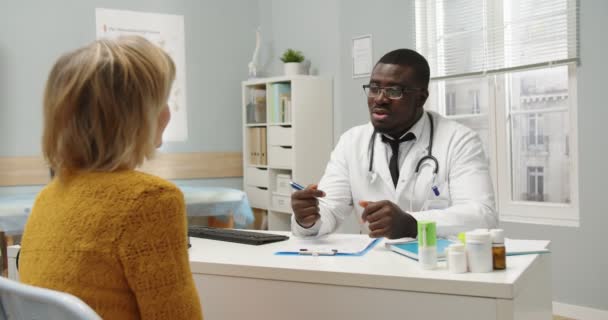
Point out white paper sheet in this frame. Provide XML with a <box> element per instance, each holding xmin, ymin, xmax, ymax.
<box><xmin>505</xmin><ymin>238</ymin><xmax>551</xmax><ymax>255</ymax></box>
<box><xmin>277</xmin><ymin>234</ymin><xmax>376</xmax><ymax>255</ymax></box>
<box><xmin>352</xmin><ymin>35</ymin><xmax>373</xmax><ymax>78</ymax></box>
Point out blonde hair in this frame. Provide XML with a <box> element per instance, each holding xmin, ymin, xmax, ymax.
<box><xmin>42</xmin><ymin>36</ymin><xmax>175</xmax><ymax>174</ymax></box>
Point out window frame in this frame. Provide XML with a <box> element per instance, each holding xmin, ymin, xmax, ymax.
<box><xmin>495</xmin><ymin>64</ymin><xmax>579</xmax><ymax>226</ymax></box>
<box><xmin>419</xmin><ymin>0</ymin><xmax>580</xmax><ymax>226</ymax></box>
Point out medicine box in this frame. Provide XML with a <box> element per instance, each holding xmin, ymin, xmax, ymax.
<box><xmin>275</xmin><ymin>174</ymin><xmax>292</xmax><ymax>194</ymax></box>
<box><xmin>272</xmin><ymin>193</ymin><xmax>292</xmax><ymax>213</ymax></box>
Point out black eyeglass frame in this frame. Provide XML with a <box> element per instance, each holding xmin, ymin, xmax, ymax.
<box><xmin>362</xmin><ymin>84</ymin><xmax>423</xmax><ymax>100</ymax></box>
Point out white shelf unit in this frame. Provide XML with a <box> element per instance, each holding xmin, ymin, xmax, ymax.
<box><xmin>242</xmin><ymin>76</ymin><xmax>333</xmax><ymax>230</ymax></box>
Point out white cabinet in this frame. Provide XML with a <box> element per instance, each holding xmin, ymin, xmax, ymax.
<box><xmin>268</xmin><ymin>126</ymin><xmax>293</xmax><ymax>146</ymax></box>
<box><xmin>242</xmin><ymin>76</ymin><xmax>333</xmax><ymax>230</ymax></box>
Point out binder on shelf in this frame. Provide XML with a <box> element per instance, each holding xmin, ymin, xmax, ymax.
<box><xmin>247</xmin><ymin>127</ymin><xmax>267</xmax><ymax>165</ymax></box>
<box><xmin>255</xmin><ymin>127</ymin><xmax>260</xmax><ymax>165</ymax></box>
<box><xmin>248</xmin><ymin>128</ymin><xmax>255</xmax><ymax>165</ymax></box>
<box><xmin>260</xmin><ymin>127</ymin><xmax>267</xmax><ymax>165</ymax></box>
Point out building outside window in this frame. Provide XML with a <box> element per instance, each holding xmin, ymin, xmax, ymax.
<box><xmin>526</xmin><ymin>166</ymin><xmax>544</xmax><ymax>202</ymax></box>
<box><xmin>470</xmin><ymin>90</ymin><xmax>481</xmax><ymax>114</ymax></box>
<box><xmin>445</xmin><ymin>92</ymin><xmax>456</xmax><ymax>115</ymax></box>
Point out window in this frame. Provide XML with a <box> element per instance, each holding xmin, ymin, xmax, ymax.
<box><xmin>526</xmin><ymin>167</ymin><xmax>544</xmax><ymax>202</ymax></box>
<box><xmin>445</xmin><ymin>92</ymin><xmax>456</xmax><ymax>115</ymax></box>
<box><xmin>416</xmin><ymin>0</ymin><xmax>579</xmax><ymax>226</ymax></box>
<box><xmin>470</xmin><ymin>90</ymin><xmax>481</xmax><ymax>114</ymax></box>
<box><xmin>527</xmin><ymin>114</ymin><xmax>543</xmax><ymax>149</ymax></box>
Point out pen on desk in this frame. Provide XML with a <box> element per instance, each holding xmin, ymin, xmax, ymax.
<box><xmin>298</xmin><ymin>248</ymin><xmax>338</xmax><ymax>256</ymax></box>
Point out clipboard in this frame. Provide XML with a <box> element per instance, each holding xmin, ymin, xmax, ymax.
<box><xmin>275</xmin><ymin>235</ymin><xmax>381</xmax><ymax>256</ymax></box>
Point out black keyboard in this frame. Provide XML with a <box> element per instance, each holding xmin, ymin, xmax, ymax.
<box><xmin>188</xmin><ymin>226</ymin><xmax>289</xmax><ymax>245</ymax></box>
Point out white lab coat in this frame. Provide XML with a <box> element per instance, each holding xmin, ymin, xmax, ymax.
<box><xmin>292</xmin><ymin>111</ymin><xmax>497</xmax><ymax>238</ymax></box>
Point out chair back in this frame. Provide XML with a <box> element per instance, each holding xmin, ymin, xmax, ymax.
<box><xmin>0</xmin><ymin>276</ymin><xmax>101</xmax><ymax>320</ymax></box>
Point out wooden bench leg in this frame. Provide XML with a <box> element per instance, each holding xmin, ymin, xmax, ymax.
<box><xmin>0</xmin><ymin>231</ymin><xmax>7</xmax><ymax>278</ymax></box>
<box><xmin>207</xmin><ymin>215</ymin><xmax>234</xmax><ymax>229</ymax></box>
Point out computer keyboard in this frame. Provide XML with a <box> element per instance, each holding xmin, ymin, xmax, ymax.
<box><xmin>188</xmin><ymin>226</ymin><xmax>289</xmax><ymax>245</ymax></box>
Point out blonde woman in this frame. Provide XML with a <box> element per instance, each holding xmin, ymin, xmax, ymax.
<box><xmin>19</xmin><ymin>36</ymin><xmax>203</xmax><ymax>319</ymax></box>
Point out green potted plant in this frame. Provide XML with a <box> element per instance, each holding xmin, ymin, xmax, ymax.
<box><xmin>280</xmin><ymin>48</ymin><xmax>305</xmax><ymax>76</ymax></box>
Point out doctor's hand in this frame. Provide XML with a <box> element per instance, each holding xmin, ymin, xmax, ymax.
<box><xmin>359</xmin><ymin>200</ymin><xmax>418</xmax><ymax>239</ymax></box>
<box><xmin>291</xmin><ymin>184</ymin><xmax>326</xmax><ymax>228</ymax></box>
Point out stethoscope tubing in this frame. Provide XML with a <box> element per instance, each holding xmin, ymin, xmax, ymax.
<box><xmin>368</xmin><ymin>112</ymin><xmax>439</xmax><ymax>178</ymax></box>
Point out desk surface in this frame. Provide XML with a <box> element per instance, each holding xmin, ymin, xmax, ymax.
<box><xmin>187</xmin><ymin>233</ymin><xmax>544</xmax><ymax>300</ymax></box>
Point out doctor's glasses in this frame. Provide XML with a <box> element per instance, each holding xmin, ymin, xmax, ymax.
<box><xmin>362</xmin><ymin>84</ymin><xmax>422</xmax><ymax>100</ymax></box>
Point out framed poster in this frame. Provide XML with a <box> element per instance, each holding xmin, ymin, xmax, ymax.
<box><xmin>96</xmin><ymin>8</ymin><xmax>188</xmax><ymax>142</ymax></box>
<box><xmin>352</xmin><ymin>35</ymin><xmax>373</xmax><ymax>78</ymax></box>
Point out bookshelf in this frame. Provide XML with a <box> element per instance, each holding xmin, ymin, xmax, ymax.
<box><xmin>242</xmin><ymin>76</ymin><xmax>333</xmax><ymax>230</ymax></box>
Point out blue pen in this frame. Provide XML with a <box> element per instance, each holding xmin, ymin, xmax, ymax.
<box><xmin>289</xmin><ymin>181</ymin><xmax>306</xmax><ymax>191</ymax></box>
<box><xmin>291</xmin><ymin>181</ymin><xmax>363</xmax><ymax>225</ymax></box>
<box><xmin>289</xmin><ymin>181</ymin><xmax>329</xmax><ymax>205</ymax></box>
<box><xmin>432</xmin><ymin>185</ymin><xmax>440</xmax><ymax>196</ymax></box>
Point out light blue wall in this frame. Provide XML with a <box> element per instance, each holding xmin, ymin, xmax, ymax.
<box><xmin>257</xmin><ymin>0</ymin><xmax>341</xmax><ymax>142</ymax></box>
<box><xmin>257</xmin><ymin>0</ymin><xmax>340</xmax><ymax>78</ymax></box>
<box><xmin>0</xmin><ymin>0</ymin><xmax>257</xmax><ymax>189</ymax></box>
<box><xmin>336</xmin><ymin>0</ymin><xmax>416</xmax><ymax>141</ymax></box>
<box><xmin>257</xmin><ymin>0</ymin><xmax>414</xmax><ymax>142</ymax></box>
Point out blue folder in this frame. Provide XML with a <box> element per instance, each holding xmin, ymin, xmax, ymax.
<box><xmin>388</xmin><ymin>239</ymin><xmax>455</xmax><ymax>261</ymax></box>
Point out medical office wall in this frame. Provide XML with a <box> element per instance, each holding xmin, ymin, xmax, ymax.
<box><xmin>0</xmin><ymin>0</ymin><xmax>259</xmax><ymax>189</ymax></box>
<box><xmin>258</xmin><ymin>0</ymin><xmax>607</xmax><ymax>314</ymax></box>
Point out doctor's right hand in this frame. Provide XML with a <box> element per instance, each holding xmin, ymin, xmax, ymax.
<box><xmin>291</xmin><ymin>184</ymin><xmax>326</xmax><ymax>228</ymax></box>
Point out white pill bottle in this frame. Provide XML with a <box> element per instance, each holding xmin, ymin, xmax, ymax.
<box><xmin>465</xmin><ymin>230</ymin><xmax>493</xmax><ymax>273</ymax></box>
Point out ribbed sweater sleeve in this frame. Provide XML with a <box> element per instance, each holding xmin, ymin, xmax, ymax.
<box><xmin>117</xmin><ymin>185</ymin><xmax>203</xmax><ymax>320</ymax></box>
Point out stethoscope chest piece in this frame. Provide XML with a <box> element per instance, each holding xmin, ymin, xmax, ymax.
<box><xmin>367</xmin><ymin>171</ymin><xmax>378</xmax><ymax>184</ymax></box>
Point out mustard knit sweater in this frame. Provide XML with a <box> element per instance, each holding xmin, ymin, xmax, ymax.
<box><xmin>19</xmin><ymin>170</ymin><xmax>203</xmax><ymax>320</ymax></box>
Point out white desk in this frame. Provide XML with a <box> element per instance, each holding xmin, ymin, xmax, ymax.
<box><xmin>8</xmin><ymin>234</ymin><xmax>552</xmax><ymax>320</ymax></box>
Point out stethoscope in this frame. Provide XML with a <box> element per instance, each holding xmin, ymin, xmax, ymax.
<box><xmin>367</xmin><ymin>112</ymin><xmax>440</xmax><ymax>211</ymax></box>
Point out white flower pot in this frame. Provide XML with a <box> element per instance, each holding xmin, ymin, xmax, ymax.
<box><xmin>284</xmin><ymin>62</ymin><xmax>303</xmax><ymax>76</ymax></box>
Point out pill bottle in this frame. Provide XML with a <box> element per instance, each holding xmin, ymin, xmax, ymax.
<box><xmin>490</xmin><ymin>229</ymin><xmax>506</xmax><ymax>270</ymax></box>
<box><xmin>465</xmin><ymin>230</ymin><xmax>493</xmax><ymax>273</ymax></box>
<box><xmin>447</xmin><ymin>243</ymin><xmax>467</xmax><ymax>273</ymax></box>
<box><xmin>417</xmin><ymin>221</ymin><xmax>437</xmax><ymax>270</ymax></box>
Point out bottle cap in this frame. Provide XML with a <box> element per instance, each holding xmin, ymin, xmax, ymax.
<box><xmin>448</xmin><ymin>243</ymin><xmax>465</xmax><ymax>253</ymax></box>
<box><xmin>457</xmin><ymin>232</ymin><xmax>466</xmax><ymax>244</ymax></box>
<box><xmin>490</xmin><ymin>229</ymin><xmax>505</xmax><ymax>243</ymax></box>
<box><xmin>417</xmin><ymin>220</ymin><xmax>436</xmax><ymax>247</ymax></box>
<box><xmin>465</xmin><ymin>230</ymin><xmax>491</xmax><ymax>243</ymax></box>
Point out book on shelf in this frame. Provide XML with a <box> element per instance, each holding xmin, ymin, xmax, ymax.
<box><xmin>269</xmin><ymin>83</ymin><xmax>291</xmax><ymax>123</ymax></box>
<box><xmin>246</xmin><ymin>88</ymin><xmax>267</xmax><ymax>124</ymax></box>
<box><xmin>279</xmin><ymin>94</ymin><xmax>291</xmax><ymax>123</ymax></box>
